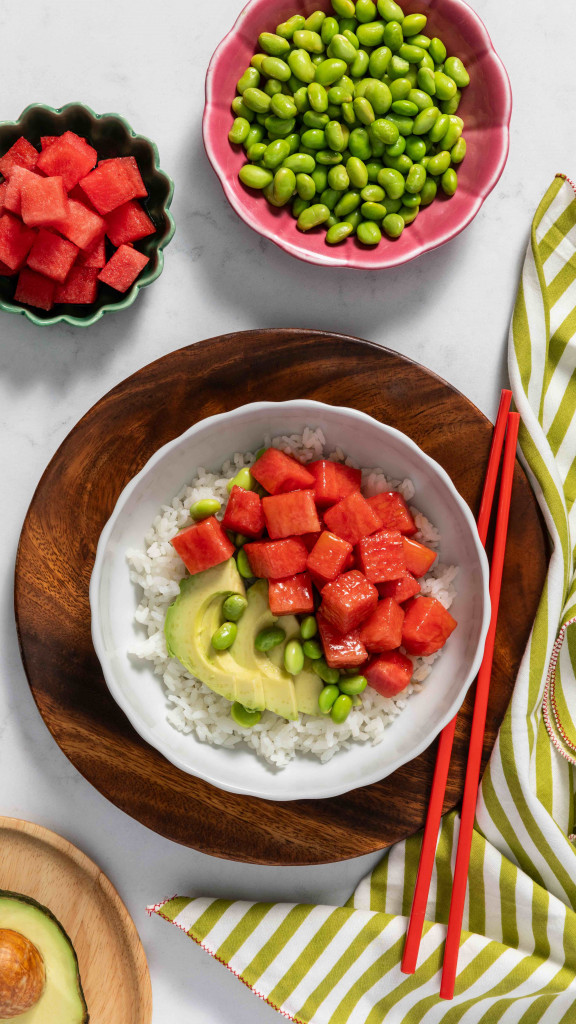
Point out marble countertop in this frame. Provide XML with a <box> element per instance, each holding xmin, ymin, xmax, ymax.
<box><xmin>1</xmin><ymin>1</ymin><xmax>574</xmax><ymax>1020</ymax></box>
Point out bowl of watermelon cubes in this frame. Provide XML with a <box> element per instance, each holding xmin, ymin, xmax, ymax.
<box><xmin>91</xmin><ymin>400</ymin><xmax>490</xmax><ymax>801</ymax></box>
<box><xmin>0</xmin><ymin>103</ymin><xmax>175</xmax><ymax>326</ymax></box>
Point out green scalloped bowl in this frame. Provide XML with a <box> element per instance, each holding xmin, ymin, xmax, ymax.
<box><xmin>0</xmin><ymin>103</ymin><xmax>175</xmax><ymax>327</ymax></box>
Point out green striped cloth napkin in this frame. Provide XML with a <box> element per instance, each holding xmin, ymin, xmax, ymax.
<box><xmin>149</xmin><ymin>175</ymin><xmax>576</xmax><ymax>1022</ymax></box>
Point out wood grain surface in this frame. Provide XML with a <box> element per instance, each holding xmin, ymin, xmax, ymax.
<box><xmin>14</xmin><ymin>330</ymin><xmax>548</xmax><ymax>865</ymax></box>
<box><xmin>0</xmin><ymin>817</ymin><xmax>152</xmax><ymax>1024</ymax></box>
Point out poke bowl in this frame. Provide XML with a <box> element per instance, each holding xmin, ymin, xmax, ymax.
<box><xmin>90</xmin><ymin>400</ymin><xmax>490</xmax><ymax>802</ymax></box>
<box><xmin>203</xmin><ymin>0</ymin><xmax>512</xmax><ymax>270</ymax></box>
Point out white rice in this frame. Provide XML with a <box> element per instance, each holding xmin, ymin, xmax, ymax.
<box><xmin>126</xmin><ymin>428</ymin><xmax>458</xmax><ymax>768</ymax></box>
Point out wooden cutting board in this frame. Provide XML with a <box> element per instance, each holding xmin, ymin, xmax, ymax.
<box><xmin>0</xmin><ymin>817</ymin><xmax>152</xmax><ymax>1023</ymax></box>
<box><xmin>14</xmin><ymin>330</ymin><xmax>548</xmax><ymax>865</ymax></box>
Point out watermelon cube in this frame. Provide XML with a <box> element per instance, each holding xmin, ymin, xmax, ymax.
<box><xmin>367</xmin><ymin>491</ymin><xmax>417</xmax><ymax>535</ymax></box>
<box><xmin>0</xmin><ymin>259</ymin><xmax>16</xmax><ymax>276</ymax></box>
<box><xmin>40</xmin><ymin>136</ymin><xmax>59</xmax><ymax>150</ymax></box>
<box><xmin>222</xmin><ymin>485</ymin><xmax>264</xmax><ymax>539</ymax></box>
<box><xmin>319</xmin><ymin>570</ymin><xmax>378</xmax><ymax>634</ymax></box>
<box><xmin>401</xmin><ymin>596</ymin><xmax>457</xmax><ymax>656</ymax></box>
<box><xmin>14</xmin><ymin>268</ymin><xmax>56</xmax><ymax>311</ymax></box>
<box><xmin>104</xmin><ymin>200</ymin><xmax>155</xmax><ymax>246</ymax></box>
<box><xmin>365</xmin><ymin>650</ymin><xmax>413</xmax><ymax>698</ymax></box>
<box><xmin>3</xmin><ymin>167</ymin><xmax>40</xmax><ymax>217</ymax></box>
<box><xmin>27</xmin><ymin>229</ymin><xmax>78</xmax><ymax>283</ymax></box>
<box><xmin>378</xmin><ymin>570</ymin><xmax>421</xmax><ymax>604</ymax></box>
<box><xmin>0</xmin><ymin>137</ymin><xmax>39</xmax><ymax>178</ymax></box>
<box><xmin>358</xmin><ymin>598</ymin><xmax>404</xmax><ymax>652</ymax></box>
<box><xmin>79</xmin><ymin>157</ymin><xmax>147</xmax><ymax>214</ymax></box>
<box><xmin>0</xmin><ymin>181</ymin><xmax>7</xmax><ymax>214</ymax></box>
<box><xmin>171</xmin><ymin>516</ymin><xmax>235</xmax><ymax>576</ymax></box>
<box><xmin>21</xmin><ymin>175</ymin><xmax>68</xmax><ymax>228</ymax></box>
<box><xmin>301</xmin><ymin>531</ymin><xmax>322</xmax><ymax>552</ymax></box>
<box><xmin>402</xmin><ymin>537</ymin><xmax>437</xmax><ymax>577</ymax></box>
<box><xmin>75</xmin><ymin>235</ymin><xmax>106</xmax><ymax>268</ymax></box>
<box><xmin>317</xmin><ymin>612</ymin><xmax>367</xmax><ymax>668</ymax></box>
<box><xmin>268</xmin><ymin>572</ymin><xmax>314</xmax><ymax>616</ymax></box>
<box><xmin>251</xmin><ymin>448</ymin><xmax>315</xmax><ymax>495</ymax></box>
<box><xmin>309</xmin><ymin>460</ymin><xmax>362</xmax><ymax>507</ymax></box>
<box><xmin>54</xmin><ymin>266</ymin><xmax>99</xmax><ymax>304</ymax></box>
<box><xmin>51</xmin><ymin>199</ymin><xmax>105</xmax><ymax>250</ymax></box>
<box><xmin>323</xmin><ymin>490</ymin><xmax>382</xmax><ymax>546</ymax></box>
<box><xmin>98</xmin><ymin>244</ymin><xmax>149</xmax><ymax>292</ymax></box>
<box><xmin>36</xmin><ymin>135</ymin><xmax>97</xmax><ymax>190</ymax></box>
<box><xmin>306</xmin><ymin>530</ymin><xmax>352</xmax><ymax>587</ymax></box>
<box><xmin>244</xmin><ymin>538</ymin><xmax>309</xmax><ymax>579</ymax></box>
<box><xmin>262</xmin><ymin>490</ymin><xmax>321</xmax><ymax>539</ymax></box>
<box><xmin>0</xmin><ymin>213</ymin><xmax>36</xmax><ymax>270</ymax></box>
<box><xmin>357</xmin><ymin>529</ymin><xmax>406</xmax><ymax>583</ymax></box>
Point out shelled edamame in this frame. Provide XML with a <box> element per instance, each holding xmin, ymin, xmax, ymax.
<box><xmin>229</xmin><ymin>0</ymin><xmax>470</xmax><ymax>246</ymax></box>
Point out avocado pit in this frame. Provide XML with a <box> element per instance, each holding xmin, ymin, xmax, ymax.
<box><xmin>0</xmin><ymin>928</ymin><xmax>45</xmax><ymax>1018</ymax></box>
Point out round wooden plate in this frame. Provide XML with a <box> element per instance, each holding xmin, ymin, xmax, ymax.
<box><xmin>15</xmin><ymin>330</ymin><xmax>547</xmax><ymax>866</ymax></box>
<box><xmin>0</xmin><ymin>817</ymin><xmax>152</xmax><ymax>1023</ymax></box>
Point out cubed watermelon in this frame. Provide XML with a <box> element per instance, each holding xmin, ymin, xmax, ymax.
<box><xmin>308</xmin><ymin>460</ymin><xmax>362</xmax><ymax>507</ymax></box>
<box><xmin>401</xmin><ymin>596</ymin><xmax>457</xmax><ymax>656</ymax></box>
<box><xmin>402</xmin><ymin>537</ymin><xmax>437</xmax><ymax>577</ymax></box>
<box><xmin>367</xmin><ymin>491</ymin><xmax>417</xmax><ymax>535</ymax></box>
<box><xmin>104</xmin><ymin>200</ymin><xmax>155</xmax><ymax>246</ymax></box>
<box><xmin>358</xmin><ymin>598</ymin><xmax>404</xmax><ymax>652</ymax></box>
<box><xmin>268</xmin><ymin>572</ymin><xmax>314</xmax><ymax>616</ymax></box>
<box><xmin>244</xmin><ymin>538</ymin><xmax>309</xmax><ymax>579</ymax></box>
<box><xmin>36</xmin><ymin>135</ymin><xmax>97</xmax><ymax>190</ymax></box>
<box><xmin>365</xmin><ymin>650</ymin><xmax>413</xmax><ymax>697</ymax></box>
<box><xmin>378</xmin><ymin>570</ymin><xmax>421</xmax><ymax>603</ymax></box>
<box><xmin>75</xmin><ymin>235</ymin><xmax>106</xmax><ymax>268</ymax></box>
<box><xmin>41</xmin><ymin>131</ymin><xmax>95</xmax><ymax>155</ymax></box>
<box><xmin>0</xmin><ymin>259</ymin><xmax>16</xmax><ymax>276</ymax></box>
<box><xmin>357</xmin><ymin>529</ymin><xmax>406</xmax><ymax>583</ymax></box>
<box><xmin>171</xmin><ymin>517</ymin><xmax>235</xmax><ymax>576</ymax></box>
<box><xmin>222</xmin><ymin>485</ymin><xmax>264</xmax><ymax>539</ymax></box>
<box><xmin>27</xmin><ymin>229</ymin><xmax>78</xmax><ymax>283</ymax></box>
<box><xmin>0</xmin><ymin>181</ymin><xmax>7</xmax><ymax>214</ymax></box>
<box><xmin>0</xmin><ymin>213</ymin><xmax>36</xmax><ymax>270</ymax></box>
<box><xmin>3</xmin><ymin>167</ymin><xmax>40</xmax><ymax>217</ymax></box>
<box><xmin>21</xmin><ymin>175</ymin><xmax>68</xmax><ymax>228</ymax></box>
<box><xmin>323</xmin><ymin>490</ymin><xmax>382</xmax><ymax>546</ymax></box>
<box><xmin>301</xmin><ymin>531</ymin><xmax>322</xmax><ymax>552</ymax></box>
<box><xmin>79</xmin><ymin>157</ymin><xmax>147</xmax><ymax>214</ymax></box>
<box><xmin>0</xmin><ymin>137</ymin><xmax>39</xmax><ymax>178</ymax></box>
<box><xmin>40</xmin><ymin>136</ymin><xmax>59</xmax><ymax>150</ymax></box>
<box><xmin>51</xmin><ymin>199</ymin><xmax>105</xmax><ymax>250</ymax></box>
<box><xmin>98</xmin><ymin>244</ymin><xmax>149</xmax><ymax>292</ymax></box>
<box><xmin>251</xmin><ymin>448</ymin><xmax>315</xmax><ymax>495</ymax></box>
<box><xmin>306</xmin><ymin>530</ymin><xmax>352</xmax><ymax>588</ymax></box>
<box><xmin>14</xmin><ymin>268</ymin><xmax>56</xmax><ymax>311</ymax></box>
<box><xmin>262</xmin><ymin>490</ymin><xmax>321</xmax><ymax>539</ymax></box>
<box><xmin>319</xmin><ymin>570</ymin><xmax>378</xmax><ymax>634</ymax></box>
<box><xmin>54</xmin><ymin>266</ymin><xmax>99</xmax><ymax>304</ymax></box>
<box><xmin>317</xmin><ymin>612</ymin><xmax>368</xmax><ymax>668</ymax></box>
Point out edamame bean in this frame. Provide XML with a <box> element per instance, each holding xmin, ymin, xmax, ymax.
<box><xmin>391</xmin><ymin>99</ymin><xmax>418</xmax><ymax>116</ymax></box>
<box><xmin>297</xmin><ymin>202</ymin><xmax>331</xmax><ymax>230</ymax></box>
<box><xmin>331</xmin><ymin>693</ymin><xmax>353</xmax><ymax>723</ymax></box>
<box><xmin>305</xmin><ymin>10</ymin><xmax>326</xmax><ymax>32</ymax></box>
<box><xmin>298</xmin><ymin>615</ymin><xmax>317</xmax><ymax>640</ymax></box>
<box><xmin>227</xmin><ymin>467</ymin><xmax>256</xmax><ymax>493</ymax></box>
<box><xmin>377</xmin><ymin>0</ymin><xmax>404</xmax><ymax>20</ymax></box>
<box><xmin>303</xmin><ymin>110</ymin><xmax>329</xmax><ymax>129</ymax></box>
<box><xmin>237</xmin><ymin>67</ymin><xmax>260</xmax><ymax>94</ymax></box>
<box><xmin>228</xmin><ymin>117</ymin><xmax>251</xmax><ymax>145</ymax></box>
<box><xmin>366</xmin><ymin>159</ymin><xmax>384</xmax><ymax>180</ymax></box>
<box><xmin>222</xmin><ymin>594</ymin><xmax>248</xmax><ymax>622</ymax></box>
<box><xmin>322</xmin><ymin>16</ymin><xmax>340</xmax><ymax>44</ymax></box>
<box><xmin>263</xmin><ymin>139</ymin><xmax>290</xmax><ymax>168</ymax></box>
<box><xmin>296</xmin><ymin>172</ymin><xmax>317</xmax><ymax>200</ymax></box>
<box><xmin>262</xmin><ymin>56</ymin><xmax>292</xmax><ymax>82</ymax></box>
<box><xmin>212</xmin><ymin>622</ymin><xmax>237</xmax><ymax>650</ymax></box>
<box><xmin>386</xmin><ymin>135</ymin><xmax>405</xmax><ymax>156</ymax></box>
<box><xmin>288</xmin><ymin>48</ymin><xmax>316</xmax><ymax>83</ymax></box>
<box><xmin>318</xmin><ymin>684</ymin><xmax>340</xmax><ymax>713</ymax></box>
<box><xmin>303</xmin><ymin>640</ymin><xmax>323</xmax><ymax>661</ymax></box>
<box><xmin>361</xmin><ymin>201</ymin><xmax>387</xmax><ymax>220</ymax></box>
<box><xmin>386</xmin><ymin>110</ymin><xmax>414</xmax><ymax>135</ymax></box>
<box><xmin>308</xmin><ymin>82</ymin><xmax>329</xmax><ymax>112</ymax></box>
<box><xmin>327</xmin><ymin>33</ymin><xmax>357</xmax><ymax>63</ymax></box>
<box><xmin>417</xmin><ymin>67</ymin><xmax>436</xmax><ymax>95</ymax></box>
<box><xmin>321</xmin><ymin>187</ymin><xmax>340</xmax><ymax>210</ymax></box>
<box><xmin>356</xmin><ymin>0</ymin><xmax>377</xmax><ymax>21</ymax></box>
<box><xmin>231</xmin><ymin>702</ymin><xmax>262</xmax><ymax>728</ymax></box>
<box><xmin>377</xmin><ymin>166</ymin><xmax>405</xmax><ymax>198</ymax></box>
<box><xmin>311</xmin><ymin>165</ymin><xmax>328</xmax><ymax>191</ymax></box>
<box><xmin>255</xmin><ymin>626</ymin><xmax>286</xmax><ymax>652</ymax></box>
<box><xmin>239</xmin><ymin>164</ymin><xmax>274</xmax><ymax>190</ymax></box>
<box><xmin>259</xmin><ymin>32</ymin><xmax>291</xmax><ymax>56</ymax></box>
<box><xmin>357</xmin><ymin>20</ymin><xmax>386</xmax><ymax>47</ymax></box>
<box><xmin>345</xmin><ymin>157</ymin><xmax>368</xmax><ymax>192</ymax></box>
<box><xmin>402</xmin><ymin>191</ymin><xmax>421</xmax><ymax>207</ymax></box>
<box><xmin>405</xmin><ymin>136</ymin><xmax>426</xmax><ymax>161</ymax></box>
<box><xmin>428</xmin><ymin>113</ymin><xmax>449</xmax><ymax>143</ymax></box>
<box><xmin>284</xmin><ymin>639</ymin><xmax>305</xmax><ymax>675</ymax></box>
<box><xmin>406</xmin><ymin>162</ymin><xmax>426</xmax><ymax>193</ymax></box>
<box><xmin>384</xmin><ymin>151</ymin><xmax>412</xmax><ymax>174</ymax></box>
<box><xmin>301</xmin><ymin>128</ymin><xmax>326</xmax><ymax>150</ymax></box>
<box><xmin>357</xmin><ymin>220</ymin><xmax>382</xmax><ymax>244</ymax></box>
<box><xmin>419</xmin><ymin>177</ymin><xmax>437</xmax><ymax>205</ymax></box>
<box><xmin>451</xmin><ymin>136</ymin><xmax>467</xmax><ymax>164</ymax></box>
<box><xmin>412</xmin><ymin>105</ymin><xmax>440</xmax><ymax>134</ymax></box>
<box><xmin>273</xmin><ymin>167</ymin><xmax>296</xmax><ymax>203</ymax></box>
<box><xmin>314</xmin><ymin>57</ymin><xmax>348</xmax><ymax>86</ymax></box>
<box><xmin>444</xmin><ymin>55</ymin><xmax>470</xmax><ymax>87</ymax></box>
<box><xmin>325</xmin><ymin>221</ymin><xmax>354</xmax><ymax>244</ymax></box>
<box><xmin>328</xmin><ymin>164</ymin><xmax>350</xmax><ymax>190</ymax></box>
<box><xmin>332</xmin><ymin>0</ymin><xmax>356</xmax><ymax>16</ymax></box>
<box><xmin>283</xmin><ymin>153</ymin><xmax>316</xmax><ymax>175</ymax></box>
<box><xmin>347</xmin><ymin>128</ymin><xmax>371</xmax><ymax>159</ymax></box>
<box><xmin>383</xmin><ymin>196</ymin><xmax>402</xmax><ymax>213</ymax></box>
<box><xmin>265</xmin><ymin>79</ymin><xmax>283</xmax><ymax>97</ymax></box>
<box><xmin>336</xmin><ymin>189</ymin><xmax>362</xmax><ymax>218</ymax></box>
<box><xmin>361</xmin><ymin>183</ymin><xmax>385</xmax><ymax>202</ymax></box>
<box><xmin>190</xmin><ymin>498</ymin><xmax>221</xmax><ymax>521</ymax></box>
<box><xmin>403</xmin><ymin>12</ymin><xmax>427</xmax><ymax>34</ymax></box>
<box><xmin>244</xmin><ymin>125</ymin><xmax>265</xmax><ymax>151</ymax></box>
<box><xmin>328</xmin><ymin>83</ymin><xmax>353</xmax><ymax>104</ymax></box>
<box><xmin>399</xmin><ymin>43</ymin><xmax>426</xmax><ymax>64</ymax></box>
<box><xmin>246</xmin><ymin>142</ymin><xmax>267</xmax><ymax>162</ymax></box>
<box><xmin>242</xmin><ymin>87</ymin><xmax>271</xmax><ymax>114</ymax></box>
<box><xmin>434</xmin><ymin>70</ymin><xmax>457</xmax><ymax>101</ymax></box>
<box><xmin>232</xmin><ymin>96</ymin><xmax>255</xmax><ymax>122</ymax></box>
<box><xmin>390</xmin><ymin>77</ymin><xmax>411</xmax><ymax>101</ymax></box>
<box><xmin>427</xmin><ymin>149</ymin><xmax>451</xmax><ymax>176</ymax></box>
<box><xmin>266</xmin><ymin>115</ymin><xmax>296</xmax><ymax>137</ymax></box>
<box><xmin>383</xmin><ymin>20</ymin><xmax>403</xmax><ymax>51</ymax></box>
<box><xmin>354</xmin><ymin>96</ymin><xmax>375</xmax><ymax>125</ymax></box>
<box><xmin>294</xmin><ymin>29</ymin><xmax>324</xmax><ymax>53</ymax></box>
<box><xmin>383</xmin><ymin>211</ymin><xmax>405</xmax><ymax>237</ymax></box>
<box><xmin>276</xmin><ymin>14</ymin><xmax>306</xmax><ymax>39</ymax></box>
<box><xmin>343</xmin><ymin>209</ymin><xmax>362</xmax><ymax>232</ymax></box>
<box><xmin>371</xmin><ymin>118</ymin><xmax>399</xmax><ymax>144</ymax></box>
<box><xmin>440</xmin><ymin>89</ymin><xmax>461</xmax><ymax>115</ymax></box>
<box><xmin>292</xmin><ymin>196</ymin><xmax>310</xmax><ymax>218</ymax></box>
<box><xmin>250</xmin><ymin>54</ymin><xmax>267</xmax><ymax>73</ymax></box>
<box><xmin>441</xmin><ymin>116</ymin><xmax>462</xmax><ymax>151</ymax></box>
<box><xmin>388</xmin><ymin>55</ymin><xmax>410</xmax><ymax>79</ymax></box>
<box><xmin>313</xmin><ymin>659</ymin><xmax>341</xmax><ymax>684</ymax></box>
<box><xmin>237</xmin><ymin>548</ymin><xmax>254</xmax><ymax>579</ymax></box>
<box><xmin>408</xmin><ymin>88</ymin><xmax>433</xmax><ymax>110</ymax></box>
<box><xmin>326</xmin><ymin>120</ymin><xmax>349</xmax><ymax>152</ymax></box>
<box><xmin>369</xmin><ymin>45</ymin><xmax>392</xmax><ymax>78</ymax></box>
<box><xmin>419</xmin><ymin>50</ymin><xmax>434</xmax><ymax>70</ymax></box>
<box><xmin>429</xmin><ymin>36</ymin><xmax>447</xmax><ymax>64</ymax></box>
<box><xmin>339</xmin><ymin>674</ymin><xmax>368</xmax><ymax>695</ymax></box>
<box><xmin>364</xmin><ymin>80</ymin><xmax>392</xmax><ymax>117</ymax></box>
<box><xmin>441</xmin><ymin>167</ymin><xmax>458</xmax><ymax>196</ymax></box>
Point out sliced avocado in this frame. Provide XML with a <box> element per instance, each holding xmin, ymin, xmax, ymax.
<box><xmin>233</xmin><ymin>581</ymin><xmax>298</xmax><ymax>721</ymax></box>
<box><xmin>0</xmin><ymin>890</ymin><xmax>88</xmax><ymax>1023</ymax></box>
<box><xmin>268</xmin><ymin>614</ymin><xmax>324</xmax><ymax>716</ymax></box>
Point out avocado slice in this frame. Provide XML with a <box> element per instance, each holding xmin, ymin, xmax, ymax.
<box><xmin>0</xmin><ymin>890</ymin><xmax>88</xmax><ymax>1023</ymax></box>
<box><xmin>232</xmin><ymin>581</ymin><xmax>298</xmax><ymax>720</ymax></box>
<box><xmin>267</xmin><ymin>615</ymin><xmax>324</xmax><ymax>716</ymax></box>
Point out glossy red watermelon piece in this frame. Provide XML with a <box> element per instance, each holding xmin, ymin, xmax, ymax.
<box><xmin>79</xmin><ymin>157</ymin><xmax>147</xmax><ymax>214</ymax></box>
<box><xmin>365</xmin><ymin>650</ymin><xmax>413</xmax><ymax>697</ymax></box>
<box><xmin>27</xmin><ymin>229</ymin><xmax>78</xmax><ymax>283</ymax></box>
<box><xmin>358</xmin><ymin>598</ymin><xmax>405</xmax><ymax>652</ymax></box>
<box><xmin>36</xmin><ymin>135</ymin><xmax>97</xmax><ymax>190</ymax></box>
<box><xmin>306</xmin><ymin>530</ymin><xmax>352</xmax><ymax>588</ymax></box>
<box><xmin>104</xmin><ymin>200</ymin><xmax>155</xmax><ymax>246</ymax></box>
<box><xmin>14</xmin><ymin>267</ymin><xmax>55</xmax><ymax>310</ymax></box>
<box><xmin>402</xmin><ymin>537</ymin><xmax>437</xmax><ymax>577</ymax></box>
<box><xmin>52</xmin><ymin>198</ymin><xmax>105</xmax><ymax>250</ymax></box>
<box><xmin>251</xmin><ymin>448</ymin><xmax>315</xmax><ymax>495</ymax></box>
<box><xmin>317</xmin><ymin>612</ymin><xmax>367</xmax><ymax>668</ymax></box>
<box><xmin>3</xmin><ymin>167</ymin><xmax>40</xmax><ymax>217</ymax></box>
<box><xmin>0</xmin><ymin>137</ymin><xmax>39</xmax><ymax>178</ymax></box>
<box><xmin>367</xmin><ymin>491</ymin><xmax>417</xmax><ymax>535</ymax></box>
<box><xmin>0</xmin><ymin>212</ymin><xmax>36</xmax><ymax>270</ymax></box>
<box><xmin>75</xmin><ymin>234</ymin><xmax>106</xmax><ymax>268</ymax></box>
<box><xmin>262</xmin><ymin>489</ymin><xmax>321</xmax><ymax>539</ymax></box>
<box><xmin>20</xmin><ymin>175</ymin><xmax>68</xmax><ymax>228</ymax></box>
<box><xmin>268</xmin><ymin>572</ymin><xmax>314</xmax><ymax>616</ymax></box>
<box><xmin>319</xmin><ymin>569</ymin><xmax>378</xmax><ymax>634</ymax></box>
<box><xmin>323</xmin><ymin>490</ymin><xmax>382</xmax><ymax>546</ymax></box>
<box><xmin>378</xmin><ymin>570</ymin><xmax>421</xmax><ymax>603</ymax></box>
<box><xmin>54</xmin><ymin>266</ymin><xmax>99</xmax><ymax>304</ymax></box>
<box><xmin>357</xmin><ymin>529</ymin><xmax>406</xmax><ymax>583</ymax></box>
<box><xmin>222</xmin><ymin>485</ymin><xmax>264</xmax><ymax>538</ymax></box>
<box><xmin>98</xmin><ymin>244</ymin><xmax>149</xmax><ymax>292</ymax></box>
<box><xmin>401</xmin><ymin>596</ymin><xmax>457</xmax><ymax>656</ymax></box>
<box><xmin>171</xmin><ymin>517</ymin><xmax>235</xmax><ymax>576</ymax></box>
<box><xmin>308</xmin><ymin>460</ymin><xmax>362</xmax><ymax>507</ymax></box>
<box><xmin>244</xmin><ymin>537</ymin><xmax>309</xmax><ymax>579</ymax></box>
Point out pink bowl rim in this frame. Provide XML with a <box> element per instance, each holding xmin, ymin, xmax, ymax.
<box><xmin>203</xmin><ymin>0</ymin><xmax>512</xmax><ymax>270</ymax></box>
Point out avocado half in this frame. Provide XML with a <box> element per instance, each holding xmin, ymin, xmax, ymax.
<box><xmin>0</xmin><ymin>890</ymin><xmax>88</xmax><ymax>1023</ymax></box>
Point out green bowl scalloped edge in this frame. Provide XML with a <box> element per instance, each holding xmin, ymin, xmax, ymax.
<box><xmin>0</xmin><ymin>102</ymin><xmax>175</xmax><ymax>328</ymax></box>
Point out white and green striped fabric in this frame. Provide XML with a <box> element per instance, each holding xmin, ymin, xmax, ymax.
<box><xmin>150</xmin><ymin>176</ymin><xmax>576</xmax><ymax>1022</ymax></box>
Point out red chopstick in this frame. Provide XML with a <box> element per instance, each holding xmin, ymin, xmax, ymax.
<box><xmin>440</xmin><ymin>411</ymin><xmax>520</xmax><ymax>999</ymax></box>
<box><xmin>401</xmin><ymin>389</ymin><xmax>512</xmax><ymax>976</ymax></box>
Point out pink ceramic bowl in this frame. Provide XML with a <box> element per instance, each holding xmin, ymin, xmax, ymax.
<box><xmin>203</xmin><ymin>0</ymin><xmax>512</xmax><ymax>270</ymax></box>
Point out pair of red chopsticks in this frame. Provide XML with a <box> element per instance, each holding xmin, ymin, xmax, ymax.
<box><xmin>401</xmin><ymin>389</ymin><xmax>519</xmax><ymax>1000</ymax></box>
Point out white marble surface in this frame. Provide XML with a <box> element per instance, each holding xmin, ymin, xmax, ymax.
<box><xmin>0</xmin><ymin>1</ymin><xmax>575</xmax><ymax>1021</ymax></box>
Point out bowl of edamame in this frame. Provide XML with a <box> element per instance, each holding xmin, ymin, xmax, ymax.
<box><xmin>204</xmin><ymin>0</ymin><xmax>511</xmax><ymax>269</ymax></box>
